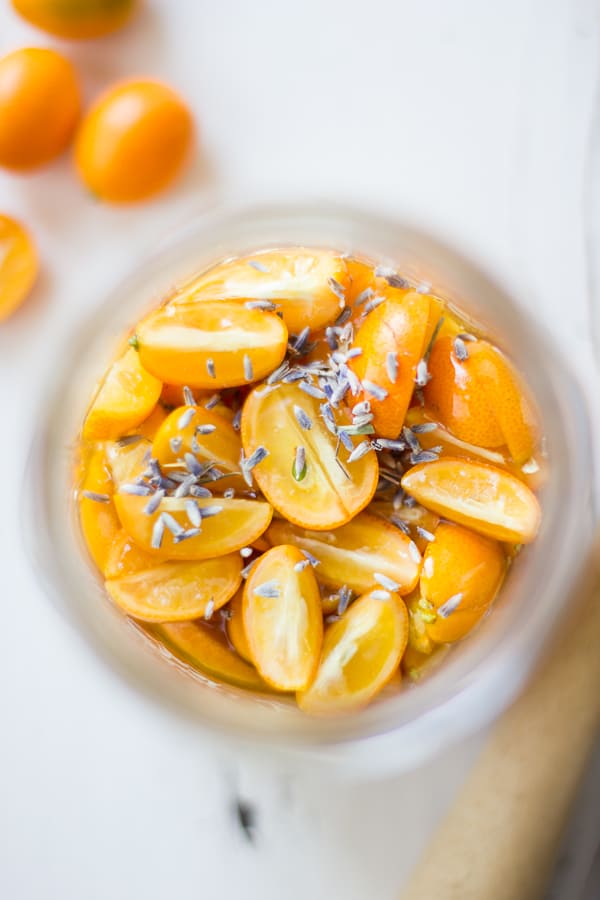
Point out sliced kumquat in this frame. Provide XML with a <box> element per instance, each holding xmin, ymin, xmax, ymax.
<box><xmin>151</xmin><ymin>620</ymin><xmax>268</xmax><ymax>691</ymax></box>
<box><xmin>401</xmin><ymin>458</ymin><xmax>541</xmax><ymax>543</ymax></box>
<box><xmin>82</xmin><ymin>347</ymin><xmax>162</xmax><ymax>441</ymax></box>
<box><xmin>225</xmin><ymin>588</ymin><xmax>253</xmax><ymax>663</ymax></box>
<box><xmin>0</xmin><ymin>214</ymin><xmax>38</xmax><ymax>322</ymax></box>
<box><xmin>105</xmin><ymin>554</ymin><xmax>242</xmax><ymax>622</ymax></box>
<box><xmin>241</xmin><ymin>383</ymin><xmax>378</xmax><ymax>530</ymax></box>
<box><xmin>136</xmin><ymin>301</ymin><xmax>288</xmax><ymax>389</ymax></box>
<box><xmin>243</xmin><ymin>544</ymin><xmax>323</xmax><ymax>691</ymax></box>
<box><xmin>266</xmin><ymin>512</ymin><xmax>421</xmax><ymax>596</ymax></box>
<box><xmin>350</xmin><ymin>289</ymin><xmax>441</xmax><ymax>438</ymax></box>
<box><xmin>152</xmin><ymin>404</ymin><xmax>243</xmax><ymax>492</ymax></box>
<box><xmin>114</xmin><ymin>494</ymin><xmax>273</xmax><ymax>559</ymax></box>
<box><xmin>78</xmin><ymin>444</ymin><xmax>120</xmax><ymax>572</ymax></box>
<box><xmin>417</xmin><ymin>522</ymin><xmax>505</xmax><ymax>643</ymax></box>
<box><xmin>404</xmin><ymin>407</ymin><xmax>547</xmax><ymax>490</ymax></box>
<box><xmin>103</xmin><ymin>528</ymin><xmax>160</xmax><ymax>579</ymax></box>
<box><xmin>471</xmin><ymin>342</ymin><xmax>539</xmax><ymax>464</ymax></box>
<box><xmin>172</xmin><ymin>249</ymin><xmax>349</xmax><ymax>334</ymax></box>
<box><xmin>297</xmin><ymin>588</ymin><xmax>408</xmax><ymax>715</ymax></box>
<box><xmin>425</xmin><ymin>336</ymin><xmax>539</xmax><ymax>463</ymax></box>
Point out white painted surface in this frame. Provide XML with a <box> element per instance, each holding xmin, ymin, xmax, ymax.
<box><xmin>0</xmin><ymin>1</ymin><xmax>598</xmax><ymax>898</ymax></box>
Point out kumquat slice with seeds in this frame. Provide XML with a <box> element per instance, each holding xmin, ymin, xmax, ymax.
<box><xmin>241</xmin><ymin>382</ymin><xmax>379</xmax><ymax>530</ymax></box>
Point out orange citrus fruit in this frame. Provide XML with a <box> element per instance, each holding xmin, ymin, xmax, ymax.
<box><xmin>241</xmin><ymin>382</ymin><xmax>379</xmax><ymax>530</ymax></box>
<box><xmin>136</xmin><ymin>301</ymin><xmax>288</xmax><ymax>388</ymax></box>
<box><xmin>152</xmin><ymin>404</ymin><xmax>244</xmax><ymax>492</ymax></box>
<box><xmin>173</xmin><ymin>249</ymin><xmax>350</xmax><ymax>335</ymax></box>
<box><xmin>0</xmin><ymin>214</ymin><xmax>38</xmax><ymax>322</ymax></box>
<box><xmin>114</xmin><ymin>494</ymin><xmax>273</xmax><ymax>559</ymax></box>
<box><xmin>425</xmin><ymin>336</ymin><xmax>539</xmax><ymax>463</ymax></box>
<box><xmin>401</xmin><ymin>457</ymin><xmax>541</xmax><ymax>543</ymax></box>
<box><xmin>419</xmin><ymin>522</ymin><xmax>505</xmax><ymax>643</ymax></box>
<box><xmin>75</xmin><ymin>80</ymin><xmax>193</xmax><ymax>202</ymax></box>
<box><xmin>267</xmin><ymin>512</ymin><xmax>421</xmax><ymax>596</ymax></box>
<box><xmin>82</xmin><ymin>347</ymin><xmax>162</xmax><ymax>441</ymax></box>
<box><xmin>106</xmin><ymin>554</ymin><xmax>242</xmax><ymax>622</ymax></box>
<box><xmin>0</xmin><ymin>47</ymin><xmax>80</xmax><ymax>171</ymax></box>
<box><xmin>297</xmin><ymin>588</ymin><xmax>408</xmax><ymax>714</ymax></box>
<box><xmin>12</xmin><ymin>0</ymin><xmax>136</xmax><ymax>39</ymax></box>
<box><xmin>243</xmin><ymin>545</ymin><xmax>323</xmax><ymax>691</ymax></box>
<box><xmin>350</xmin><ymin>288</ymin><xmax>441</xmax><ymax>438</ymax></box>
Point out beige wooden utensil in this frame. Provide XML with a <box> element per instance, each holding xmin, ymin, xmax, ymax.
<box><xmin>401</xmin><ymin>539</ymin><xmax>600</xmax><ymax>900</ymax></box>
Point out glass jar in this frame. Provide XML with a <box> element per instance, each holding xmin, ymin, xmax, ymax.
<box><xmin>25</xmin><ymin>203</ymin><xmax>595</xmax><ymax>775</ymax></box>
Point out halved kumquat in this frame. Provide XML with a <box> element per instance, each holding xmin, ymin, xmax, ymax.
<box><xmin>137</xmin><ymin>302</ymin><xmax>288</xmax><ymax>389</ymax></box>
<box><xmin>266</xmin><ymin>512</ymin><xmax>421</xmax><ymax>596</ymax></box>
<box><xmin>241</xmin><ymin>383</ymin><xmax>378</xmax><ymax>530</ymax></box>
<box><xmin>425</xmin><ymin>336</ymin><xmax>539</xmax><ymax>463</ymax></box>
<box><xmin>297</xmin><ymin>588</ymin><xmax>408</xmax><ymax>715</ymax></box>
<box><xmin>82</xmin><ymin>347</ymin><xmax>162</xmax><ymax>441</ymax></box>
<box><xmin>0</xmin><ymin>214</ymin><xmax>38</xmax><ymax>322</ymax></box>
<box><xmin>401</xmin><ymin>458</ymin><xmax>541</xmax><ymax>543</ymax></box>
<box><xmin>350</xmin><ymin>289</ymin><xmax>441</xmax><ymax>438</ymax></box>
<box><xmin>418</xmin><ymin>522</ymin><xmax>505</xmax><ymax>643</ymax></box>
<box><xmin>152</xmin><ymin>404</ymin><xmax>243</xmax><ymax>491</ymax></box>
<box><xmin>105</xmin><ymin>554</ymin><xmax>242</xmax><ymax>622</ymax></box>
<box><xmin>114</xmin><ymin>494</ymin><xmax>273</xmax><ymax>559</ymax></box>
<box><xmin>172</xmin><ymin>249</ymin><xmax>349</xmax><ymax>335</ymax></box>
<box><xmin>243</xmin><ymin>544</ymin><xmax>323</xmax><ymax>691</ymax></box>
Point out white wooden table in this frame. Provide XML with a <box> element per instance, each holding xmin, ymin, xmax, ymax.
<box><xmin>1</xmin><ymin>2</ymin><xmax>598</xmax><ymax>898</ymax></box>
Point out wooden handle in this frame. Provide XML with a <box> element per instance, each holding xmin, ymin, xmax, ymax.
<box><xmin>401</xmin><ymin>542</ymin><xmax>600</xmax><ymax>900</ymax></box>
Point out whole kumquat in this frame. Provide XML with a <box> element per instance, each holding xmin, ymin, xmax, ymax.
<box><xmin>0</xmin><ymin>47</ymin><xmax>80</xmax><ymax>171</ymax></box>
